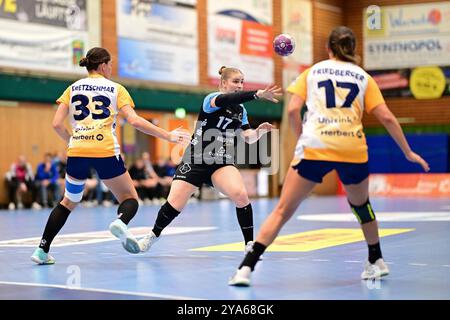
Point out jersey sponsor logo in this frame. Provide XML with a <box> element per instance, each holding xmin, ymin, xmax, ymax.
<box><xmin>96</xmin><ymin>134</ymin><xmax>104</xmax><ymax>141</ymax></box>
<box><xmin>320</xmin><ymin>130</ymin><xmax>357</xmax><ymax>137</ymax></box>
<box><xmin>74</xmin><ymin>125</ymin><xmax>95</xmax><ymax>133</ymax></box>
<box><xmin>317</xmin><ymin>116</ymin><xmax>355</xmax><ymax>124</ymax></box>
<box><xmin>356</xmin><ymin>130</ymin><xmax>363</xmax><ymax>138</ymax></box>
<box><xmin>216</xmin><ymin>136</ymin><xmax>234</xmax><ymax>144</ymax></box>
<box><xmin>72</xmin><ymin>134</ymin><xmax>95</xmax><ymax>140</ymax></box>
<box><xmin>179</xmin><ymin>163</ymin><xmax>192</xmax><ymax>174</ymax></box>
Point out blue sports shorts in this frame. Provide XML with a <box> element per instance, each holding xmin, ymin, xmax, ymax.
<box><xmin>66</xmin><ymin>155</ymin><xmax>126</xmax><ymax>180</ymax></box>
<box><xmin>292</xmin><ymin>159</ymin><xmax>369</xmax><ymax>185</ymax></box>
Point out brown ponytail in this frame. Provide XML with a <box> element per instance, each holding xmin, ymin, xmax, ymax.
<box><xmin>327</xmin><ymin>26</ymin><xmax>360</xmax><ymax>64</ymax></box>
<box><xmin>79</xmin><ymin>57</ymin><xmax>89</xmax><ymax>67</ymax></box>
<box><xmin>79</xmin><ymin>47</ymin><xmax>111</xmax><ymax>71</ymax></box>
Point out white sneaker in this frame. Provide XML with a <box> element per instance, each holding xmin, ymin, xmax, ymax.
<box><xmin>17</xmin><ymin>202</ymin><xmax>24</xmax><ymax>210</ymax></box>
<box><xmin>82</xmin><ymin>201</ymin><xmax>94</xmax><ymax>208</ymax></box>
<box><xmin>8</xmin><ymin>202</ymin><xmax>15</xmax><ymax>210</ymax></box>
<box><xmin>361</xmin><ymin>258</ymin><xmax>390</xmax><ymax>280</ymax></box>
<box><xmin>109</xmin><ymin>219</ymin><xmax>140</xmax><ymax>254</ymax></box>
<box><xmin>138</xmin><ymin>231</ymin><xmax>160</xmax><ymax>252</ymax></box>
<box><xmin>102</xmin><ymin>200</ymin><xmax>113</xmax><ymax>207</ymax></box>
<box><xmin>228</xmin><ymin>266</ymin><xmax>252</xmax><ymax>286</ymax></box>
<box><xmin>32</xmin><ymin>202</ymin><xmax>42</xmax><ymax>210</ymax></box>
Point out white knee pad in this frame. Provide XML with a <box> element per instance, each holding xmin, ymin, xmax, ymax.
<box><xmin>65</xmin><ymin>176</ymin><xmax>86</xmax><ymax>203</ymax></box>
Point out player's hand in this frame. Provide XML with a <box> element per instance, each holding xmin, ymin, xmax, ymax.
<box><xmin>168</xmin><ymin>127</ymin><xmax>191</xmax><ymax>145</ymax></box>
<box><xmin>405</xmin><ymin>151</ymin><xmax>430</xmax><ymax>172</ymax></box>
<box><xmin>256</xmin><ymin>85</ymin><xmax>283</xmax><ymax>103</ymax></box>
<box><xmin>257</xmin><ymin>122</ymin><xmax>275</xmax><ymax>132</ymax></box>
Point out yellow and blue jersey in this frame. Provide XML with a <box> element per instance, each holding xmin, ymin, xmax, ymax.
<box><xmin>57</xmin><ymin>74</ymin><xmax>134</xmax><ymax>158</ymax></box>
<box><xmin>287</xmin><ymin>59</ymin><xmax>385</xmax><ymax>163</ymax></box>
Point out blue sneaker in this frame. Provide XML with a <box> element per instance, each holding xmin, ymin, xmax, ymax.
<box><xmin>109</xmin><ymin>219</ymin><xmax>140</xmax><ymax>254</ymax></box>
<box><xmin>31</xmin><ymin>248</ymin><xmax>55</xmax><ymax>265</ymax></box>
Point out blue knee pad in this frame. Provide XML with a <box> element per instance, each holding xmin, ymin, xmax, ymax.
<box><xmin>64</xmin><ymin>176</ymin><xmax>86</xmax><ymax>203</ymax></box>
<box><xmin>349</xmin><ymin>199</ymin><xmax>376</xmax><ymax>224</ymax></box>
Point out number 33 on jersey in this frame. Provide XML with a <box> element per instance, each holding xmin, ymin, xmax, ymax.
<box><xmin>56</xmin><ymin>74</ymin><xmax>135</xmax><ymax>158</ymax></box>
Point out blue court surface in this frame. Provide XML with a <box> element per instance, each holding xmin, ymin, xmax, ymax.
<box><xmin>0</xmin><ymin>196</ymin><xmax>449</xmax><ymax>300</ymax></box>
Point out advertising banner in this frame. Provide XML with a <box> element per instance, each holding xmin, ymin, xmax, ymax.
<box><xmin>116</xmin><ymin>0</ymin><xmax>199</xmax><ymax>85</ymax></box>
<box><xmin>207</xmin><ymin>0</ymin><xmax>274</xmax><ymax>90</ymax></box>
<box><xmin>369</xmin><ymin>174</ymin><xmax>450</xmax><ymax>197</ymax></box>
<box><xmin>364</xmin><ymin>2</ymin><xmax>450</xmax><ymax>98</ymax></box>
<box><xmin>0</xmin><ymin>0</ymin><xmax>94</xmax><ymax>74</ymax></box>
<box><xmin>364</xmin><ymin>2</ymin><xmax>450</xmax><ymax>70</ymax></box>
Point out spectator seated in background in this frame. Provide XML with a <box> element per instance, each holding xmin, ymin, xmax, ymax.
<box><xmin>5</xmin><ymin>155</ymin><xmax>35</xmax><ymax>210</ymax></box>
<box><xmin>53</xmin><ymin>151</ymin><xmax>67</xmax><ymax>197</ymax></box>
<box><xmin>81</xmin><ymin>168</ymin><xmax>99</xmax><ymax>207</ymax></box>
<box><xmin>35</xmin><ymin>153</ymin><xmax>61</xmax><ymax>208</ymax></box>
<box><xmin>153</xmin><ymin>157</ymin><xmax>175</xmax><ymax>200</ymax></box>
<box><xmin>129</xmin><ymin>158</ymin><xmax>158</xmax><ymax>204</ymax></box>
<box><xmin>142</xmin><ymin>152</ymin><xmax>168</xmax><ymax>204</ymax></box>
<box><xmin>96</xmin><ymin>178</ymin><xmax>116</xmax><ymax>207</ymax></box>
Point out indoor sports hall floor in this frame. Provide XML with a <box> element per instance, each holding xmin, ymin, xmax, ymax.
<box><xmin>0</xmin><ymin>196</ymin><xmax>449</xmax><ymax>300</ymax></box>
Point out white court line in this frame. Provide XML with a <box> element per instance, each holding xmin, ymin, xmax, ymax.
<box><xmin>311</xmin><ymin>259</ymin><xmax>329</xmax><ymax>262</ymax></box>
<box><xmin>0</xmin><ymin>281</ymin><xmax>201</xmax><ymax>300</ymax></box>
<box><xmin>283</xmin><ymin>258</ymin><xmax>300</xmax><ymax>261</ymax></box>
<box><xmin>408</xmin><ymin>263</ymin><xmax>428</xmax><ymax>266</ymax></box>
<box><xmin>0</xmin><ymin>227</ymin><xmax>217</xmax><ymax>248</ymax></box>
<box><xmin>344</xmin><ymin>260</ymin><xmax>361</xmax><ymax>263</ymax></box>
<box><xmin>72</xmin><ymin>252</ymin><xmax>87</xmax><ymax>255</ymax></box>
<box><xmin>442</xmin><ymin>265</ymin><xmax>450</xmax><ymax>267</ymax></box>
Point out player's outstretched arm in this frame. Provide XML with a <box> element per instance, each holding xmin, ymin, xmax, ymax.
<box><xmin>211</xmin><ymin>86</ymin><xmax>282</xmax><ymax>108</ymax></box>
<box><xmin>121</xmin><ymin>105</ymin><xmax>190</xmax><ymax>144</ymax></box>
<box><xmin>372</xmin><ymin>103</ymin><xmax>430</xmax><ymax>172</ymax></box>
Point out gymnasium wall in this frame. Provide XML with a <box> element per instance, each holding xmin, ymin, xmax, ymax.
<box><xmin>1</xmin><ymin>0</ymin><xmax>449</xmax><ymax>203</ymax></box>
